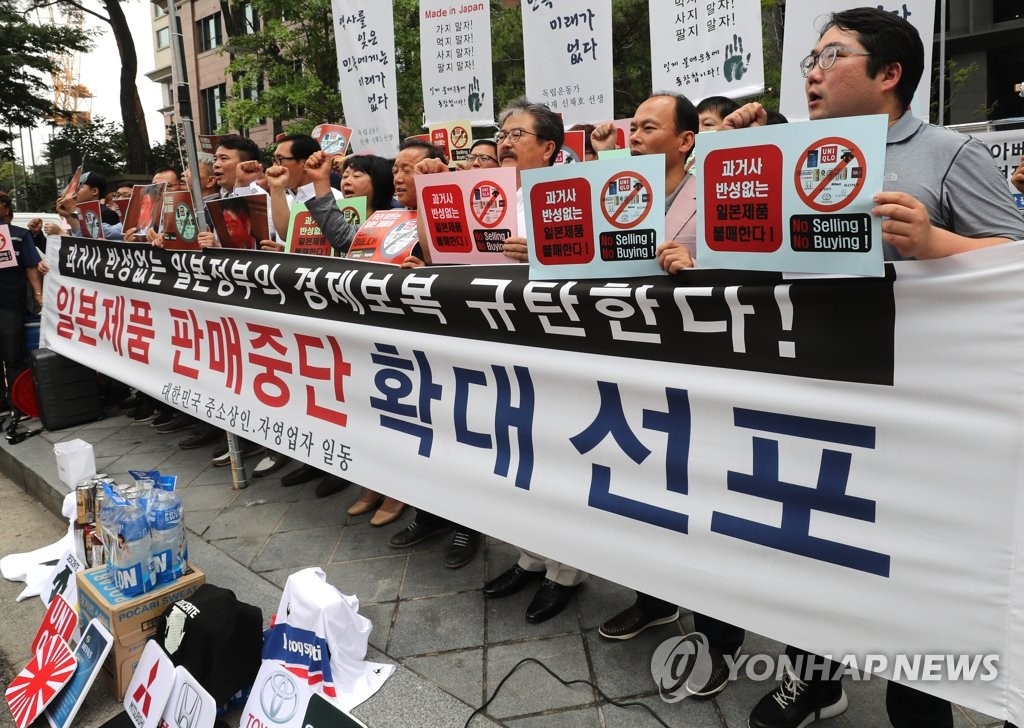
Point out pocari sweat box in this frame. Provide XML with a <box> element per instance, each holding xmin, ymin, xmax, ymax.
<box><xmin>75</xmin><ymin>564</ymin><xmax>204</xmax><ymax>699</ymax></box>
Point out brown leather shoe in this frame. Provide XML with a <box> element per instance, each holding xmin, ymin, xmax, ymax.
<box><xmin>369</xmin><ymin>497</ymin><xmax>405</xmax><ymax>526</ymax></box>
<box><xmin>347</xmin><ymin>489</ymin><xmax>384</xmax><ymax>516</ymax></box>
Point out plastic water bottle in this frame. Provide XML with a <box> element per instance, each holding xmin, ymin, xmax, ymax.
<box><xmin>148</xmin><ymin>478</ymin><xmax>186</xmax><ymax>584</ymax></box>
<box><xmin>112</xmin><ymin>497</ymin><xmax>155</xmax><ymax>597</ymax></box>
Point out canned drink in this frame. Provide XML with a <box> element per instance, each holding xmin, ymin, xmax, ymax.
<box><xmin>76</xmin><ymin>480</ymin><xmax>95</xmax><ymax>524</ymax></box>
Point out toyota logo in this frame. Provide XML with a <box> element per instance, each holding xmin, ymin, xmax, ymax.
<box><xmin>259</xmin><ymin>671</ymin><xmax>299</xmax><ymax>723</ymax></box>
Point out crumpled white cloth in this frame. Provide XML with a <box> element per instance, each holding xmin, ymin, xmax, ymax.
<box><xmin>1</xmin><ymin>492</ymin><xmax>77</xmax><ymax>601</ymax></box>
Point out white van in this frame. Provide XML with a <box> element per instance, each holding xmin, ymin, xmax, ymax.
<box><xmin>11</xmin><ymin>212</ymin><xmax>65</xmax><ymax>230</ymax></box>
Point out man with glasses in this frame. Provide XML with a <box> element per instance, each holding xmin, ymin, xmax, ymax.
<box><xmin>465</xmin><ymin>138</ymin><xmax>499</xmax><ymax>169</ymax></box>
<box><xmin>481</xmin><ymin>98</ymin><xmax>588</xmax><ymax>624</ymax></box>
<box><xmin>725</xmin><ymin>8</ymin><xmax>1024</xmax><ymax>728</ymax></box>
<box><xmin>265</xmin><ymin>134</ymin><xmax>340</xmax><ymax>242</ymax></box>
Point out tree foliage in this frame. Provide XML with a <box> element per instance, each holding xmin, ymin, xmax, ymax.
<box><xmin>0</xmin><ymin>1</ymin><xmax>93</xmax><ymax>155</ymax></box>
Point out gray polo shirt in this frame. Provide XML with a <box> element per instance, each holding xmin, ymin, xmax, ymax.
<box><xmin>883</xmin><ymin>113</ymin><xmax>1024</xmax><ymax>260</ymax></box>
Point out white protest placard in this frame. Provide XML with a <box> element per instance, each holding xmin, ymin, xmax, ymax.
<box><xmin>45</xmin><ymin>620</ymin><xmax>114</xmax><ymax>728</ymax></box>
<box><xmin>0</xmin><ymin>224</ymin><xmax>19</xmax><ymax>270</ymax></box>
<box><xmin>779</xmin><ymin>0</ymin><xmax>934</xmax><ymax>122</ymax></box>
<box><xmin>971</xmin><ymin>129</ymin><xmax>1024</xmax><ymax>212</ymax></box>
<box><xmin>40</xmin><ymin>550</ymin><xmax>84</xmax><ymax>613</ymax></box>
<box><xmin>159</xmin><ymin>666</ymin><xmax>217</xmax><ymax>728</ymax></box>
<box><xmin>649</xmin><ymin>0</ymin><xmax>764</xmax><ymax>101</ymax></box>
<box><xmin>331</xmin><ymin>2</ymin><xmax>400</xmax><ymax>154</ymax></box>
<box><xmin>696</xmin><ymin>114</ymin><xmax>887</xmax><ymax>276</ymax></box>
<box><xmin>522</xmin><ymin>154</ymin><xmax>665</xmax><ymax>279</ymax></box>
<box><xmin>521</xmin><ymin>0</ymin><xmax>613</xmax><ymax>123</ymax></box>
<box><xmin>123</xmin><ymin>641</ymin><xmax>175</xmax><ymax>728</ymax></box>
<box><xmin>420</xmin><ymin>0</ymin><xmax>494</xmax><ymax>125</ymax></box>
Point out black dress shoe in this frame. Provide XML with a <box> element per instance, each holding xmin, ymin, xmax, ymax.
<box><xmin>314</xmin><ymin>475</ymin><xmax>351</xmax><ymax>498</ymax></box>
<box><xmin>388</xmin><ymin>519</ymin><xmax>452</xmax><ymax>548</ymax></box>
<box><xmin>525</xmin><ymin>579</ymin><xmax>578</xmax><ymax>624</ymax></box>
<box><xmin>179</xmin><ymin>426</ymin><xmax>223</xmax><ymax>451</ymax></box>
<box><xmin>445</xmin><ymin>530</ymin><xmax>480</xmax><ymax>569</ymax></box>
<box><xmin>482</xmin><ymin>564</ymin><xmax>544</xmax><ymax>599</ymax></box>
<box><xmin>280</xmin><ymin>463</ymin><xmax>323</xmax><ymax>487</ymax></box>
<box><xmin>155</xmin><ymin>412</ymin><xmax>196</xmax><ymax>434</ymax></box>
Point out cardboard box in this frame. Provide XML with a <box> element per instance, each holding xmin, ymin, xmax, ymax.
<box><xmin>75</xmin><ymin>564</ymin><xmax>205</xmax><ymax>699</ymax></box>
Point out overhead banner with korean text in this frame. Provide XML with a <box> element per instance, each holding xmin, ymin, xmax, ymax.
<box><xmin>331</xmin><ymin>1</ymin><xmax>401</xmax><ymax>153</ymax></box>
<box><xmin>649</xmin><ymin>0</ymin><xmax>764</xmax><ymax>101</ymax></box>
<box><xmin>43</xmin><ymin>238</ymin><xmax>1024</xmax><ymax>725</ymax></box>
<box><xmin>521</xmin><ymin>0</ymin><xmax>613</xmax><ymax>124</ymax></box>
<box><xmin>419</xmin><ymin>0</ymin><xmax>494</xmax><ymax>126</ymax></box>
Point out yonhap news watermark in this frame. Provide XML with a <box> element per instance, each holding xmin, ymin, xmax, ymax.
<box><xmin>651</xmin><ymin>633</ymin><xmax>1000</xmax><ymax>703</ymax></box>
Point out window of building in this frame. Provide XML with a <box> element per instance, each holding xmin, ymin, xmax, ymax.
<box><xmin>201</xmin><ymin>84</ymin><xmax>227</xmax><ymax>132</ymax></box>
<box><xmin>153</xmin><ymin>2</ymin><xmax>167</xmax><ymax>18</ymax></box>
<box><xmin>993</xmin><ymin>1</ymin><xmax>1024</xmax><ymax>22</ymax></box>
<box><xmin>241</xmin><ymin>1</ymin><xmax>260</xmax><ymax>33</ymax></box>
<box><xmin>197</xmin><ymin>13</ymin><xmax>222</xmax><ymax>52</ymax></box>
<box><xmin>156</xmin><ymin>26</ymin><xmax>170</xmax><ymax>50</ymax></box>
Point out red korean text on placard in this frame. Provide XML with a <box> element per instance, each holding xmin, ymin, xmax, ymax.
<box><xmin>703</xmin><ymin>144</ymin><xmax>783</xmax><ymax>253</ymax></box>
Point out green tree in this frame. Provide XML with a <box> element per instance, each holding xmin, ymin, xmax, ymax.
<box><xmin>30</xmin><ymin>0</ymin><xmax>151</xmax><ymax>172</ymax></box>
<box><xmin>46</xmin><ymin>116</ymin><xmax>128</xmax><ymax>177</ymax></box>
<box><xmin>0</xmin><ymin>1</ymin><xmax>92</xmax><ymax>155</ymax></box>
<box><xmin>219</xmin><ymin>0</ymin><xmax>343</xmax><ymax>137</ymax></box>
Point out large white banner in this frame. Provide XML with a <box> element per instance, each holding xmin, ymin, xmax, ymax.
<box><xmin>779</xmin><ymin>0</ymin><xmax>934</xmax><ymax>122</ymax></box>
<box><xmin>419</xmin><ymin>0</ymin><xmax>494</xmax><ymax>126</ymax></box>
<box><xmin>331</xmin><ymin>1</ymin><xmax>401</xmax><ymax>154</ymax></box>
<box><xmin>43</xmin><ymin>238</ymin><xmax>1024</xmax><ymax>724</ymax></box>
<box><xmin>521</xmin><ymin>0</ymin><xmax>613</xmax><ymax>123</ymax></box>
<box><xmin>649</xmin><ymin>0</ymin><xmax>764</xmax><ymax>102</ymax></box>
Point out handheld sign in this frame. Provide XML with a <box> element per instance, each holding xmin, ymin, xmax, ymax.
<box><xmin>428</xmin><ymin>120</ymin><xmax>473</xmax><ymax>165</ymax></box>
<box><xmin>159</xmin><ymin>191</ymin><xmax>200</xmax><ymax>250</ymax></box>
<box><xmin>696</xmin><ymin>114</ymin><xmax>886</xmax><ymax>276</ymax></box>
<box><xmin>123</xmin><ymin>641</ymin><xmax>175</xmax><ymax>728</ymax></box>
<box><xmin>346</xmin><ymin>210</ymin><xmax>418</xmax><ymax>264</ymax></box>
<box><xmin>45</xmin><ymin>620</ymin><xmax>114</xmax><ymax>728</ymax></box>
<box><xmin>76</xmin><ymin>200</ymin><xmax>105</xmax><ymax>239</ymax></box>
<box><xmin>240</xmin><ymin>662</ymin><xmax>314</xmax><ymax>728</ymax></box>
<box><xmin>206</xmin><ymin>195</ymin><xmax>270</xmax><ymax>250</ymax></box>
<box><xmin>416</xmin><ymin>167</ymin><xmax>518</xmax><ymax>264</ymax></box>
<box><xmin>32</xmin><ymin>594</ymin><xmax>78</xmax><ymax>655</ymax></box>
<box><xmin>557</xmin><ymin>130</ymin><xmax>586</xmax><ymax>164</ymax></box>
<box><xmin>6</xmin><ymin>635</ymin><xmax>76</xmax><ymax>728</ymax></box>
<box><xmin>158</xmin><ymin>666</ymin><xmax>217</xmax><ymax>728</ymax></box>
<box><xmin>40</xmin><ymin>549</ymin><xmax>84</xmax><ymax>613</ymax></box>
<box><xmin>0</xmin><ymin>224</ymin><xmax>18</xmax><ymax>270</ymax></box>
<box><xmin>311</xmin><ymin>124</ymin><xmax>353</xmax><ymax>155</ymax></box>
<box><xmin>286</xmin><ymin>197</ymin><xmax>367</xmax><ymax>256</ymax></box>
<box><xmin>521</xmin><ymin>154</ymin><xmax>665</xmax><ymax>280</ymax></box>
<box><xmin>123</xmin><ymin>183</ymin><xmax>167</xmax><ymax>242</ymax></box>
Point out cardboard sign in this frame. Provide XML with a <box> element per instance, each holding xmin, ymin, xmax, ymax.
<box><xmin>123</xmin><ymin>183</ymin><xmax>167</xmax><ymax>242</ymax></box>
<box><xmin>416</xmin><ymin>167</ymin><xmax>519</xmax><ymax>264</ymax></box>
<box><xmin>286</xmin><ymin>197</ymin><xmax>367</xmax><ymax>256</ymax></box>
<box><xmin>123</xmin><ymin>641</ymin><xmax>175</xmax><ymax>728</ymax></box>
<box><xmin>6</xmin><ymin>635</ymin><xmax>76</xmax><ymax>728</ymax></box>
<box><xmin>557</xmin><ymin>130</ymin><xmax>586</xmax><ymax>164</ymax></box>
<box><xmin>159</xmin><ymin>191</ymin><xmax>200</xmax><ymax>250</ymax></box>
<box><xmin>696</xmin><ymin>114</ymin><xmax>887</xmax><ymax>276</ymax></box>
<box><xmin>76</xmin><ymin>200</ymin><xmax>105</xmax><ymax>240</ymax></box>
<box><xmin>45</xmin><ymin>621</ymin><xmax>114</xmax><ymax>728</ymax></box>
<box><xmin>206</xmin><ymin>195</ymin><xmax>270</xmax><ymax>250</ymax></box>
<box><xmin>197</xmin><ymin>135</ymin><xmax>225</xmax><ymax>155</ymax></box>
<box><xmin>41</xmin><ymin>549</ymin><xmax>84</xmax><ymax>613</ymax></box>
<box><xmin>240</xmin><ymin>662</ymin><xmax>313</xmax><ymax>728</ymax></box>
<box><xmin>427</xmin><ymin>120</ymin><xmax>472</xmax><ymax>164</ymax></box>
<box><xmin>32</xmin><ymin>594</ymin><xmax>78</xmax><ymax>655</ymax></box>
<box><xmin>158</xmin><ymin>666</ymin><xmax>216</xmax><ymax>728</ymax></box>
<box><xmin>346</xmin><ymin>210</ymin><xmax>418</xmax><ymax>264</ymax></box>
<box><xmin>522</xmin><ymin>154</ymin><xmax>665</xmax><ymax>280</ymax></box>
<box><xmin>311</xmin><ymin>124</ymin><xmax>353</xmax><ymax>156</ymax></box>
<box><xmin>0</xmin><ymin>224</ymin><xmax>18</xmax><ymax>270</ymax></box>
<box><xmin>60</xmin><ymin>165</ymin><xmax>84</xmax><ymax>198</ymax></box>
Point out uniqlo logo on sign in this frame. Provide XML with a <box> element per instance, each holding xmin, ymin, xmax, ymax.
<box><xmin>819</xmin><ymin>145</ymin><xmax>838</xmax><ymax>163</ymax></box>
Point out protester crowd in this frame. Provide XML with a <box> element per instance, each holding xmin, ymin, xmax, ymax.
<box><xmin>6</xmin><ymin>7</ymin><xmax>1024</xmax><ymax>728</ymax></box>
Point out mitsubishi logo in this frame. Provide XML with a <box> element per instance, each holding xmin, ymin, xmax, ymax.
<box><xmin>174</xmin><ymin>683</ymin><xmax>202</xmax><ymax>728</ymax></box>
<box><xmin>131</xmin><ymin>660</ymin><xmax>161</xmax><ymax>717</ymax></box>
<box><xmin>259</xmin><ymin>671</ymin><xmax>299</xmax><ymax>724</ymax></box>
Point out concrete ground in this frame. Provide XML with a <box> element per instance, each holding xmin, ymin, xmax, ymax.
<box><xmin>0</xmin><ymin>405</ymin><xmax>1007</xmax><ymax>728</ymax></box>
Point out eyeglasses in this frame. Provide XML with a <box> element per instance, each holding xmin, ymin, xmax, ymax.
<box><xmin>272</xmin><ymin>155</ymin><xmax>298</xmax><ymax>164</ymax></box>
<box><xmin>495</xmin><ymin>128</ymin><xmax>540</xmax><ymax>144</ymax></box>
<box><xmin>800</xmin><ymin>45</ymin><xmax>872</xmax><ymax>77</ymax></box>
<box><xmin>466</xmin><ymin>153</ymin><xmax>498</xmax><ymax>164</ymax></box>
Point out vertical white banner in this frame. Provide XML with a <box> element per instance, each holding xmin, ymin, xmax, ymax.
<box><xmin>780</xmin><ymin>1</ymin><xmax>934</xmax><ymax>122</ymax></box>
<box><xmin>420</xmin><ymin>0</ymin><xmax>495</xmax><ymax>126</ymax></box>
<box><xmin>649</xmin><ymin>0</ymin><xmax>764</xmax><ymax>102</ymax></box>
<box><xmin>521</xmin><ymin>0</ymin><xmax>613</xmax><ymax>124</ymax></box>
<box><xmin>331</xmin><ymin>2</ymin><xmax>401</xmax><ymax>154</ymax></box>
